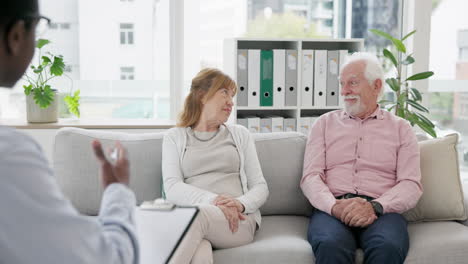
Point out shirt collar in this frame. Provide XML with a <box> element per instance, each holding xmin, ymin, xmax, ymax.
<box><xmin>341</xmin><ymin>104</ymin><xmax>384</xmax><ymax>120</ymax></box>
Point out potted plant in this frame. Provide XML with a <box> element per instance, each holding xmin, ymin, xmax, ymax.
<box><xmin>22</xmin><ymin>38</ymin><xmax>80</xmax><ymax>123</ymax></box>
<box><xmin>370</xmin><ymin>29</ymin><xmax>436</xmax><ymax>138</ymax></box>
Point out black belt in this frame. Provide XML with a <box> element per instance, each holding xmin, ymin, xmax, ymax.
<box><xmin>335</xmin><ymin>193</ymin><xmax>375</xmax><ymax>201</ymax></box>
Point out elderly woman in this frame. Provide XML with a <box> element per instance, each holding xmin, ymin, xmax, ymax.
<box><xmin>162</xmin><ymin>68</ymin><xmax>269</xmax><ymax>263</ymax></box>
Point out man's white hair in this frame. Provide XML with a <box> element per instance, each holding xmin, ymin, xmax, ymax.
<box><xmin>340</xmin><ymin>52</ymin><xmax>385</xmax><ymax>99</ymax></box>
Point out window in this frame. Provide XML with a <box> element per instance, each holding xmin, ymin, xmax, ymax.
<box><xmin>427</xmin><ymin>0</ymin><xmax>468</xmax><ymax>182</ymax></box>
<box><xmin>3</xmin><ymin>0</ymin><xmax>411</xmax><ymax>122</ymax></box>
<box><xmin>0</xmin><ymin>0</ymin><xmax>170</xmax><ymax>120</ymax></box>
<box><xmin>120</xmin><ymin>67</ymin><xmax>135</xmax><ymax>80</ymax></box>
<box><xmin>183</xmin><ymin>0</ymin><xmax>402</xmax><ymax>94</ymax></box>
<box><xmin>120</xmin><ymin>23</ymin><xmax>134</xmax><ymax>45</ymax></box>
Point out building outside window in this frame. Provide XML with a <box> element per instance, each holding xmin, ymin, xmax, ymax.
<box><xmin>120</xmin><ymin>23</ymin><xmax>134</xmax><ymax>45</ymax></box>
<box><xmin>120</xmin><ymin>67</ymin><xmax>135</xmax><ymax>80</ymax></box>
<box><xmin>428</xmin><ymin>0</ymin><xmax>468</xmax><ymax>182</ymax></box>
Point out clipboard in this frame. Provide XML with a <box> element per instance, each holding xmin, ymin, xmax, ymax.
<box><xmin>136</xmin><ymin>205</ymin><xmax>199</xmax><ymax>264</ymax></box>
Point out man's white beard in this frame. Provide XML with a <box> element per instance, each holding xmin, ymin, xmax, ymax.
<box><xmin>343</xmin><ymin>95</ymin><xmax>366</xmax><ymax>116</ymax></box>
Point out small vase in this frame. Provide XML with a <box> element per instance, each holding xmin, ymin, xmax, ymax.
<box><xmin>26</xmin><ymin>92</ymin><xmax>58</xmax><ymax>123</ymax></box>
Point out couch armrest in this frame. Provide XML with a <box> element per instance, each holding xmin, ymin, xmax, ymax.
<box><xmin>459</xmin><ymin>183</ymin><xmax>468</xmax><ymax>226</ymax></box>
<box><xmin>54</xmin><ymin>127</ymin><xmax>165</xmax><ymax>215</ymax></box>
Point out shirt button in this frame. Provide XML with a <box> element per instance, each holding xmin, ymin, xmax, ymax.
<box><xmin>359</xmin><ymin>137</ymin><xmax>362</xmax><ymax>141</ymax></box>
<box><xmin>355</xmin><ymin>169</ymin><xmax>358</xmax><ymax>173</ymax></box>
<box><xmin>357</xmin><ymin>155</ymin><xmax>361</xmax><ymax>159</ymax></box>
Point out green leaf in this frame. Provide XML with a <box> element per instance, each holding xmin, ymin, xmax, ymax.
<box><xmin>369</xmin><ymin>29</ymin><xmax>394</xmax><ymax>41</ymax></box>
<box><xmin>387</xmin><ymin>104</ymin><xmax>397</xmax><ymax>112</ymax></box>
<box><xmin>41</xmin><ymin>56</ymin><xmax>51</xmax><ymax>65</ymax></box>
<box><xmin>406</xmin><ymin>71</ymin><xmax>434</xmax><ymax>81</ymax></box>
<box><xmin>407</xmin><ymin>99</ymin><xmax>429</xmax><ymax>113</ymax></box>
<box><xmin>33</xmin><ymin>65</ymin><xmax>44</xmax><ymax>74</ymax></box>
<box><xmin>392</xmin><ymin>38</ymin><xmax>407</xmax><ymax>53</ymax></box>
<box><xmin>386</xmin><ymin>78</ymin><xmax>400</xmax><ymax>92</ymax></box>
<box><xmin>401</xmin><ymin>55</ymin><xmax>415</xmax><ymax>65</ymax></box>
<box><xmin>401</xmin><ymin>30</ymin><xmax>417</xmax><ymax>42</ymax></box>
<box><xmin>414</xmin><ymin>112</ymin><xmax>435</xmax><ymax>128</ymax></box>
<box><xmin>64</xmin><ymin>90</ymin><xmax>80</xmax><ymax>118</ymax></box>
<box><xmin>50</xmin><ymin>56</ymin><xmax>65</xmax><ymax>76</ymax></box>
<box><xmin>33</xmin><ymin>85</ymin><xmax>55</xmax><ymax>108</ymax></box>
<box><xmin>23</xmin><ymin>84</ymin><xmax>33</xmax><ymax>95</ymax></box>
<box><xmin>36</xmin><ymin>39</ymin><xmax>51</xmax><ymax>49</ymax></box>
<box><xmin>383</xmin><ymin>49</ymin><xmax>398</xmax><ymax>68</ymax></box>
<box><xmin>410</xmin><ymin>88</ymin><xmax>422</xmax><ymax>101</ymax></box>
<box><xmin>378</xmin><ymin>99</ymin><xmax>393</xmax><ymax>105</ymax></box>
<box><xmin>414</xmin><ymin>117</ymin><xmax>437</xmax><ymax>138</ymax></box>
<box><xmin>405</xmin><ymin>111</ymin><xmax>418</xmax><ymax>126</ymax></box>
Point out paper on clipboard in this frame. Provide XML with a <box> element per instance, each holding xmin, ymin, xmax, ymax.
<box><xmin>136</xmin><ymin>206</ymin><xmax>199</xmax><ymax>264</ymax></box>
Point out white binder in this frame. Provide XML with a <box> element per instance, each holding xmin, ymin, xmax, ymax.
<box><xmin>326</xmin><ymin>50</ymin><xmax>339</xmax><ymax>106</ymax></box>
<box><xmin>284</xmin><ymin>118</ymin><xmax>296</xmax><ymax>132</ymax></box>
<box><xmin>299</xmin><ymin>117</ymin><xmax>312</xmax><ymax>136</ymax></box>
<box><xmin>247</xmin><ymin>117</ymin><xmax>261</xmax><ymax>133</ymax></box>
<box><xmin>273</xmin><ymin>49</ymin><xmax>286</xmax><ymax>108</ymax></box>
<box><xmin>236</xmin><ymin>49</ymin><xmax>248</xmax><ymax>106</ymax></box>
<box><xmin>271</xmin><ymin>116</ymin><xmax>284</xmax><ymax>132</ymax></box>
<box><xmin>301</xmin><ymin>50</ymin><xmax>314</xmax><ymax>107</ymax></box>
<box><xmin>338</xmin><ymin>50</ymin><xmax>348</xmax><ymax>108</ymax></box>
<box><xmin>260</xmin><ymin>118</ymin><xmax>272</xmax><ymax>133</ymax></box>
<box><xmin>248</xmin><ymin>49</ymin><xmax>260</xmax><ymax>107</ymax></box>
<box><xmin>314</xmin><ymin>50</ymin><xmax>327</xmax><ymax>108</ymax></box>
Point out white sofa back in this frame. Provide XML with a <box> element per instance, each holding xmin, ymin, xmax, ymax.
<box><xmin>54</xmin><ymin>127</ymin><xmax>313</xmax><ymax>216</ymax></box>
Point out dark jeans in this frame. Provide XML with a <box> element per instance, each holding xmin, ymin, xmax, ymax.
<box><xmin>307</xmin><ymin>210</ymin><xmax>409</xmax><ymax>264</ymax></box>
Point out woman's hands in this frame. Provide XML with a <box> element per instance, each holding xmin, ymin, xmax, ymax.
<box><xmin>214</xmin><ymin>195</ymin><xmax>245</xmax><ymax>213</ymax></box>
<box><xmin>214</xmin><ymin>195</ymin><xmax>246</xmax><ymax>233</ymax></box>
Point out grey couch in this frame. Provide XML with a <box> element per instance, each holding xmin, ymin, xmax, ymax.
<box><xmin>53</xmin><ymin>127</ymin><xmax>468</xmax><ymax>264</ymax></box>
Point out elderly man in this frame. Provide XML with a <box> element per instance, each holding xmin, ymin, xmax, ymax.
<box><xmin>301</xmin><ymin>52</ymin><xmax>423</xmax><ymax>264</ymax></box>
<box><xmin>0</xmin><ymin>0</ymin><xmax>138</xmax><ymax>263</ymax></box>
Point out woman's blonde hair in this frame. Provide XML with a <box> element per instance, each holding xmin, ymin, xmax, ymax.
<box><xmin>177</xmin><ymin>68</ymin><xmax>237</xmax><ymax>127</ymax></box>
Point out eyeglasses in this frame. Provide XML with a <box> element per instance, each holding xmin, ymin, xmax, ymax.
<box><xmin>34</xmin><ymin>15</ymin><xmax>51</xmax><ymax>37</ymax></box>
<box><xmin>19</xmin><ymin>14</ymin><xmax>51</xmax><ymax>38</ymax></box>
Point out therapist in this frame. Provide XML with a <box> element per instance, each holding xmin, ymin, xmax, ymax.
<box><xmin>0</xmin><ymin>0</ymin><xmax>139</xmax><ymax>263</ymax></box>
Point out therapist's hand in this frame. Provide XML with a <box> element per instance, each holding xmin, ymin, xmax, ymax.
<box><xmin>92</xmin><ymin>140</ymin><xmax>130</xmax><ymax>187</ymax></box>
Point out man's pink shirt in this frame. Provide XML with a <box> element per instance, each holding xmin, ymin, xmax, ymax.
<box><xmin>300</xmin><ymin>107</ymin><xmax>423</xmax><ymax>215</ymax></box>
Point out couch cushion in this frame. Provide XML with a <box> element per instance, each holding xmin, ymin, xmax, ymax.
<box><xmin>213</xmin><ymin>215</ymin><xmax>367</xmax><ymax>264</ymax></box>
<box><xmin>405</xmin><ymin>221</ymin><xmax>468</xmax><ymax>263</ymax></box>
<box><xmin>213</xmin><ymin>216</ymin><xmax>313</xmax><ymax>264</ymax></box>
<box><xmin>253</xmin><ymin>132</ymin><xmax>314</xmax><ymax>216</ymax></box>
<box><xmin>213</xmin><ymin>217</ymin><xmax>468</xmax><ymax>264</ymax></box>
<box><xmin>54</xmin><ymin>127</ymin><xmax>164</xmax><ymax>215</ymax></box>
<box><xmin>404</xmin><ymin>134</ymin><xmax>467</xmax><ymax>222</ymax></box>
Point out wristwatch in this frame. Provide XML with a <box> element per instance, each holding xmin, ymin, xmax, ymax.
<box><xmin>370</xmin><ymin>201</ymin><xmax>383</xmax><ymax>217</ymax></box>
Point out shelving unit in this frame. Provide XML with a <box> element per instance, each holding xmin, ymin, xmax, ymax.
<box><xmin>223</xmin><ymin>38</ymin><xmax>364</xmax><ymax>132</ymax></box>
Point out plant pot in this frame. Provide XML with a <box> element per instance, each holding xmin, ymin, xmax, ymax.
<box><xmin>26</xmin><ymin>92</ymin><xmax>58</xmax><ymax>123</ymax></box>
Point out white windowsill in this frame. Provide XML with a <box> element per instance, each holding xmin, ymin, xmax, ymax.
<box><xmin>0</xmin><ymin>118</ymin><xmax>176</xmax><ymax>129</ymax></box>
